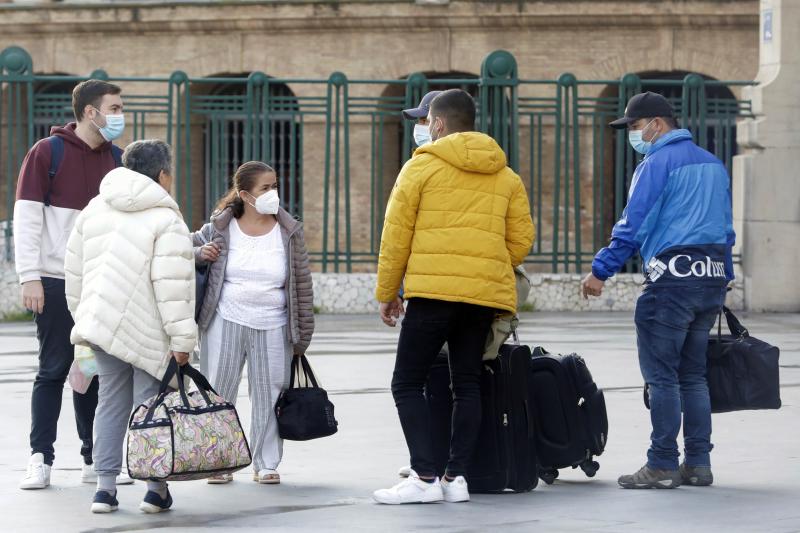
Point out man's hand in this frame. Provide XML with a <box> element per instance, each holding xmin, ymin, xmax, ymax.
<box><xmin>581</xmin><ymin>273</ymin><xmax>605</xmax><ymax>299</ymax></box>
<box><xmin>171</xmin><ymin>351</ymin><xmax>190</xmax><ymax>366</ymax></box>
<box><xmin>22</xmin><ymin>280</ymin><xmax>45</xmax><ymax>314</ymax></box>
<box><xmin>199</xmin><ymin>242</ymin><xmax>221</xmax><ymax>263</ymax></box>
<box><xmin>379</xmin><ymin>297</ymin><xmax>405</xmax><ymax>327</ymax></box>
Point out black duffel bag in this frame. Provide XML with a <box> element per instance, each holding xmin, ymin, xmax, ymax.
<box><xmin>275</xmin><ymin>355</ymin><xmax>338</xmax><ymax>441</ymax></box>
<box><xmin>706</xmin><ymin>306</ymin><xmax>781</xmax><ymax>413</ymax></box>
<box><xmin>643</xmin><ymin>306</ymin><xmax>781</xmax><ymax>413</ymax></box>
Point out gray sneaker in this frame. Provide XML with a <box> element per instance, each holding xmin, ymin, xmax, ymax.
<box><xmin>618</xmin><ymin>464</ymin><xmax>682</xmax><ymax>489</ymax></box>
<box><xmin>679</xmin><ymin>463</ymin><xmax>713</xmax><ymax>486</ymax></box>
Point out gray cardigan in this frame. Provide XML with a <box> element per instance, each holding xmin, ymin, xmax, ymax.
<box><xmin>192</xmin><ymin>207</ymin><xmax>315</xmax><ymax>354</ymax></box>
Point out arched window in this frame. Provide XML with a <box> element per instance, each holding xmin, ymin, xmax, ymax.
<box><xmin>193</xmin><ymin>74</ymin><xmax>301</xmax><ymax>218</ymax></box>
<box><xmin>596</xmin><ymin>71</ymin><xmax>739</xmax><ymax>272</ymax></box>
<box><xmin>32</xmin><ymin>75</ymin><xmax>77</xmax><ymax>140</ymax></box>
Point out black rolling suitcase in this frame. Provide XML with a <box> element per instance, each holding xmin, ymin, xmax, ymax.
<box><xmin>427</xmin><ymin>344</ymin><xmax>538</xmax><ymax>493</ymax></box>
<box><xmin>529</xmin><ymin>347</ymin><xmax>608</xmax><ymax>484</ymax></box>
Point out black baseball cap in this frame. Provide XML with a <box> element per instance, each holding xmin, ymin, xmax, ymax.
<box><xmin>609</xmin><ymin>91</ymin><xmax>674</xmax><ymax>129</ymax></box>
<box><xmin>402</xmin><ymin>90</ymin><xmax>442</xmax><ymax>120</ymax></box>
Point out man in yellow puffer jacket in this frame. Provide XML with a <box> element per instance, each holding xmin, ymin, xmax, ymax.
<box><xmin>373</xmin><ymin>89</ymin><xmax>534</xmax><ymax>505</ymax></box>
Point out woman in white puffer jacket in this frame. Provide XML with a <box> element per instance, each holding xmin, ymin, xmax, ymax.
<box><xmin>64</xmin><ymin>140</ymin><xmax>196</xmax><ymax>515</ymax></box>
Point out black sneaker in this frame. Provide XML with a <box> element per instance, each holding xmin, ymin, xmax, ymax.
<box><xmin>680</xmin><ymin>463</ymin><xmax>714</xmax><ymax>486</ymax></box>
<box><xmin>139</xmin><ymin>486</ymin><xmax>173</xmax><ymax>514</ymax></box>
<box><xmin>618</xmin><ymin>464</ymin><xmax>682</xmax><ymax>489</ymax></box>
<box><xmin>91</xmin><ymin>490</ymin><xmax>119</xmax><ymax>514</ymax></box>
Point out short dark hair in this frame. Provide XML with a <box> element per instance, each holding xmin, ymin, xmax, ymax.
<box><xmin>72</xmin><ymin>79</ymin><xmax>122</xmax><ymax>121</ymax></box>
<box><xmin>429</xmin><ymin>89</ymin><xmax>476</xmax><ymax>133</ymax></box>
<box><xmin>122</xmin><ymin>140</ymin><xmax>172</xmax><ymax>183</ymax></box>
<box><xmin>664</xmin><ymin>116</ymin><xmax>680</xmax><ymax>129</ymax></box>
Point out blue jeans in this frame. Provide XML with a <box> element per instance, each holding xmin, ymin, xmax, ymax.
<box><xmin>635</xmin><ymin>283</ymin><xmax>726</xmax><ymax>470</ymax></box>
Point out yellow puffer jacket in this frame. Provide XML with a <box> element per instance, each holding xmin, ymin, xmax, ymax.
<box><xmin>376</xmin><ymin>132</ymin><xmax>535</xmax><ymax>313</ymax></box>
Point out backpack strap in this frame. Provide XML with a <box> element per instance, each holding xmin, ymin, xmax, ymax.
<box><xmin>111</xmin><ymin>144</ymin><xmax>123</xmax><ymax>168</ymax></box>
<box><xmin>44</xmin><ymin>136</ymin><xmax>65</xmax><ymax>207</ymax></box>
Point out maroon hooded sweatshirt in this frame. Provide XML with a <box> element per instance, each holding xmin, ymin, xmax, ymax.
<box><xmin>13</xmin><ymin>123</ymin><xmax>119</xmax><ymax>283</ymax></box>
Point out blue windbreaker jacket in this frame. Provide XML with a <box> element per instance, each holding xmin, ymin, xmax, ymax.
<box><xmin>591</xmin><ymin>129</ymin><xmax>735</xmax><ymax>285</ymax></box>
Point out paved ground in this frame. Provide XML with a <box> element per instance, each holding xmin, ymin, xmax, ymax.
<box><xmin>0</xmin><ymin>312</ymin><xmax>798</xmax><ymax>533</ymax></box>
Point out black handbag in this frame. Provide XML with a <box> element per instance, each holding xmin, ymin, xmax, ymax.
<box><xmin>275</xmin><ymin>355</ymin><xmax>338</xmax><ymax>441</ymax></box>
<box><xmin>643</xmin><ymin>307</ymin><xmax>781</xmax><ymax>413</ymax></box>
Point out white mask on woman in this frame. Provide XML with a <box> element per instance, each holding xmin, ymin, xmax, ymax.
<box><xmin>245</xmin><ymin>189</ymin><xmax>280</xmax><ymax>215</ymax></box>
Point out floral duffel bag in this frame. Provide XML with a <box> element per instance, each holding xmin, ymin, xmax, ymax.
<box><xmin>127</xmin><ymin>359</ymin><xmax>252</xmax><ymax>481</ymax></box>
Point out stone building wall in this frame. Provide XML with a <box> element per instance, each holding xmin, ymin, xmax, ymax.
<box><xmin>0</xmin><ymin>1</ymin><xmax>758</xmax><ymax>314</ymax></box>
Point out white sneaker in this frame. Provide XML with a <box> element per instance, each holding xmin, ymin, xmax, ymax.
<box><xmin>20</xmin><ymin>453</ymin><xmax>51</xmax><ymax>490</ymax></box>
<box><xmin>117</xmin><ymin>472</ymin><xmax>135</xmax><ymax>485</ymax></box>
<box><xmin>81</xmin><ymin>464</ymin><xmax>97</xmax><ymax>483</ymax></box>
<box><xmin>373</xmin><ymin>470</ymin><xmax>443</xmax><ymax>505</ymax></box>
<box><xmin>441</xmin><ymin>475</ymin><xmax>470</xmax><ymax>503</ymax></box>
<box><xmin>397</xmin><ymin>465</ymin><xmax>412</xmax><ymax>478</ymax></box>
<box><xmin>81</xmin><ymin>464</ymin><xmax>135</xmax><ymax>485</ymax></box>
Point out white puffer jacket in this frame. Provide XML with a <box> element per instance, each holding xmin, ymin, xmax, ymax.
<box><xmin>65</xmin><ymin>167</ymin><xmax>196</xmax><ymax>380</ymax></box>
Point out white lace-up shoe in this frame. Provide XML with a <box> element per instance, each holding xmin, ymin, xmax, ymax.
<box><xmin>441</xmin><ymin>475</ymin><xmax>470</xmax><ymax>503</ymax></box>
<box><xmin>373</xmin><ymin>470</ymin><xmax>443</xmax><ymax>505</ymax></box>
<box><xmin>20</xmin><ymin>453</ymin><xmax>51</xmax><ymax>490</ymax></box>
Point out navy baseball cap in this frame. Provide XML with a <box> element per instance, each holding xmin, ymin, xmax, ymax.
<box><xmin>609</xmin><ymin>92</ymin><xmax>674</xmax><ymax>129</ymax></box>
<box><xmin>402</xmin><ymin>90</ymin><xmax>442</xmax><ymax>120</ymax></box>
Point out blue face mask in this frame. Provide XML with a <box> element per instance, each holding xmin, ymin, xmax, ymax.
<box><xmin>628</xmin><ymin>119</ymin><xmax>657</xmax><ymax>155</ymax></box>
<box><xmin>92</xmin><ymin>108</ymin><xmax>125</xmax><ymax>142</ymax></box>
<box><xmin>413</xmin><ymin>123</ymin><xmax>431</xmax><ymax>147</ymax></box>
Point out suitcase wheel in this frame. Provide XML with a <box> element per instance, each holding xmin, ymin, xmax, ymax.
<box><xmin>580</xmin><ymin>460</ymin><xmax>600</xmax><ymax>478</ymax></box>
<box><xmin>539</xmin><ymin>468</ymin><xmax>559</xmax><ymax>485</ymax></box>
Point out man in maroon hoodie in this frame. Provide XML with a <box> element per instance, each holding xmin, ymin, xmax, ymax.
<box><xmin>14</xmin><ymin>80</ymin><xmax>127</xmax><ymax>490</ymax></box>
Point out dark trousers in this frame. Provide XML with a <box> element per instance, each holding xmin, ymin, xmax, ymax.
<box><xmin>391</xmin><ymin>298</ymin><xmax>495</xmax><ymax>478</ymax></box>
<box><xmin>425</xmin><ymin>352</ymin><xmax>453</xmax><ymax>478</ymax></box>
<box><xmin>635</xmin><ymin>283</ymin><xmax>726</xmax><ymax>470</ymax></box>
<box><xmin>30</xmin><ymin>277</ymin><xmax>98</xmax><ymax>466</ymax></box>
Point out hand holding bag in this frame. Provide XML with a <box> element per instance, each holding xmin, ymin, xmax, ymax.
<box><xmin>127</xmin><ymin>359</ymin><xmax>252</xmax><ymax>481</ymax></box>
<box><xmin>275</xmin><ymin>355</ymin><xmax>338</xmax><ymax>441</ymax></box>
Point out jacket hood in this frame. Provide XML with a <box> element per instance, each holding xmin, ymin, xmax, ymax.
<box><xmin>99</xmin><ymin>167</ymin><xmax>180</xmax><ymax>213</ymax></box>
<box><xmin>416</xmin><ymin>132</ymin><xmax>508</xmax><ymax>174</ymax></box>
<box><xmin>51</xmin><ymin>122</ymin><xmax>114</xmax><ymax>153</ymax></box>
<box><xmin>646</xmin><ymin>129</ymin><xmax>694</xmax><ymax>157</ymax></box>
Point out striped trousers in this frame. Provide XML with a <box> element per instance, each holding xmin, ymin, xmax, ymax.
<box><xmin>201</xmin><ymin>313</ymin><xmax>292</xmax><ymax>472</ymax></box>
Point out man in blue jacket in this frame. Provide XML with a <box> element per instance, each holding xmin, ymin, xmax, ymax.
<box><xmin>582</xmin><ymin>92</ymin><xmax>734</xmax><ymax>489</ymax></box>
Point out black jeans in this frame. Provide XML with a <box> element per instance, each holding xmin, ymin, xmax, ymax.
<box><xmin>391</xmin><ymin>298</ymin><xmax>495</xmax><ymax>478</ymax></box>
<box><xmin>425</xmin><ymin>352</ymin><xmax>452</xmax><ymax>478</ymax></box>
<box><xmin>31</xmin><ymin>277</ymin><xmax>98</xmax><ymax>466</ymax></box>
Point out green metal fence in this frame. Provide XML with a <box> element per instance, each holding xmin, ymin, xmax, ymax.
<box><xmin>0</xmin><ymin>46</ymin><xmax>754</xmax><ymax>272</ymax></box>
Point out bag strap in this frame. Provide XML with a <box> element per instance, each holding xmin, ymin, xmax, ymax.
<box><xmin>142</xmin><ymin>360</ymin><xmax>217</xmax><ymax>423</ymax></box>
<box><xmin>288</xmin><ymin>355</ymin><xmax>300</xmax><ymax>389</ymax></box>
<box><xmin>111</xmin><ymin>144</ymin><xmax>123</xmax><ymax>168</ymax></box>
<box><xmin>44</xmin><ymin>136</ymin><xmax>64</xmax><ymax>207</ymax></box>
<box><xmin>722</xmin><ymin>306</ymin><xmax>749</xmax><ymax>338</ymax></box>
<box><xmin>143</xmin><ymin>358</ymin><xmax>179</xmax><ymax>423</ymax></box>
<box><xmin>178</xmin><ymin>363</ymin><xmax>215</xmax><ymax>406</ymax></box>
<box><xmin>289</xmin><ymin>355</ymin><xmax>320</xmax><ymax>389</ymax></box>
<box><xmin>299</xmin><ymin>355</ymin><xmax>320</xmax><ymax>388</ymax></box>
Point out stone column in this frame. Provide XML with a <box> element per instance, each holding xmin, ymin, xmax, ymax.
<box><xmin>733</xmin><ymin>0</ymin><xmax>800</xmax><ymax>312</ymax></box>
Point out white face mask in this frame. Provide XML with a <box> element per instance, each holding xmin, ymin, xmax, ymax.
<box><xmin>413</xmin><ymin>123</ymin><xmax>432</xmax><ymax>147</ymax></box>
<box><xmin>91</xmin><ymin>107</ymin><xmax>125</xmax><ymax>141</ymax></box>
<box><xmin>245</xmin><ymin>189</ymin><xmax>280</xmax><ymax>215</ymax></box>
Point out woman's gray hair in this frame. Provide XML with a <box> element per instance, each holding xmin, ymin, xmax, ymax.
<box><xmin>121</xmin><ymin>139</ymin><xmax>172</xmax><ymax>183</ymax></box>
